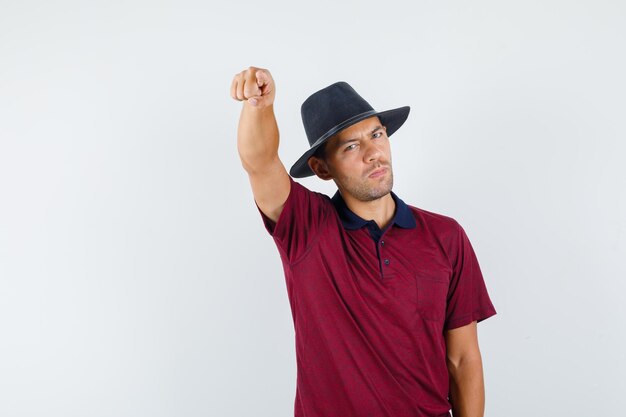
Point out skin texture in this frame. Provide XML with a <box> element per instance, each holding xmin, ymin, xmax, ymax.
<box><xmin>308</xmin><ymin>116</ymin><xmax>397</xmax><ymax>230</ymax></box>
<box><xmin>231</xmin><ymin>66</ymin><xmax>291</xmax><ymax>223</ymax></box>
<box><xmin>445</xmin><ymin>321</ymin><xmax>485</xmax><ymax>417</ymax></box>
<box><xmin>232</xmin><ymin>66</ymin><xmax>486</xmax><ymax>417</ymax></box>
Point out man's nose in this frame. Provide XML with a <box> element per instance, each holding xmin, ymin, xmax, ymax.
<box><xmin>364</xmin><ymin>141</ymin><xmax>382</xmax><ymax>163</ymax></box>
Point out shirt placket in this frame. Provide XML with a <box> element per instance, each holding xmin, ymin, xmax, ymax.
<box><xmin>366</xmin><ymin>221</ymin><xmax>392</xmax><ymax>279</ymax></box>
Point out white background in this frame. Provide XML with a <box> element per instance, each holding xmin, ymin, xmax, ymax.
<box><xmin>1</xmin><ymin>1</ymin><xmax>625</xmax><ymax>416</ymax></box>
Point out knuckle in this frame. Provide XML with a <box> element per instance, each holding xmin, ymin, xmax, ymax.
<box><xmin>243</xmin><ymin>86</ymin><xmax>255</xmax><ymax>97</ymax></box>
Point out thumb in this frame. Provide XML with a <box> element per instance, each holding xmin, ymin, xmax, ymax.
<box><xmin>247</xmin><ymin>94</ymin><xmax>271</xmax><ymax>108</ymax></box>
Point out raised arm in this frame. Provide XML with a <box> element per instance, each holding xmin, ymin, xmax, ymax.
<box><xmin>231</xmin><ymin>66</ymin><xmax>290</xmax><ymax>223</ymax></box>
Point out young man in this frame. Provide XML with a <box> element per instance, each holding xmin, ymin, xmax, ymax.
<box><xmin>231</xmin><ymin>66</ymin><xmax>497</xmax><ymax>417</ymax></box>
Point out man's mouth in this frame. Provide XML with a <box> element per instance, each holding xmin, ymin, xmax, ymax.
<box><xmin>368</xmin><ymin>167</ymin><xmax>388</xmax><ymax>178</ymax></box>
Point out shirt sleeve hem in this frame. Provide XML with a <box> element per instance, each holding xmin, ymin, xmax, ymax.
<box><xmin>444</xmin><ymin>307</ymin><xmax>497</xmax><ymax>331</ymax></box>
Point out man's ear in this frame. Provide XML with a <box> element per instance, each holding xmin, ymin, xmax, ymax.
<box><xmin>308</xmin><ymin>157</ymin><xmax>333</xmax><ymax>181</ymax></box>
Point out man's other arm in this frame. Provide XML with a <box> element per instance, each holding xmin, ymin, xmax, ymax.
<box><xmin>444</xmin><ymin>321</ymin><xmax>486</xmax><ymax>417</ymax></box>
<box><xmin>231</xmin><ymin>66</ymin><xmax>290</xmax><ymax>222</ymax></box>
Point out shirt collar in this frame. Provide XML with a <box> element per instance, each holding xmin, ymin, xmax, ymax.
<box><xmin>331</xmin><ymin>189</ymin><xmax>417</xmax><ymax>230</ymax></box>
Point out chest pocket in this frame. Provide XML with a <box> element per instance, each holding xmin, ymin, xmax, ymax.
<box><xmin>416</xmin><ymin>274</ymin><xmax>448</xmax><ymax>322</ymax></box>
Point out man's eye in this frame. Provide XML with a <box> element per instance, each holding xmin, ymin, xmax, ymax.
<box><xmin>345</xmin><ymin>144</ymin><xmax>357</xmax><ymax>151</ymax></box>
<box><xmin>373</xmin><ymin>132</ymin><xmax>382</xmax><ymax>138</ymax></box>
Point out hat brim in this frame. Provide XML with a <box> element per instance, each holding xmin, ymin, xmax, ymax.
<box><xmin>289</xmin><ymin>106</ymin><xmax>410</xmax><ymax>178</ymax></box>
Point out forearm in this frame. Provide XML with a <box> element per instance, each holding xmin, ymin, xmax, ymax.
<box><xmin>237</xmin><ymin>101</ymin><xmax>280</xmax><ymax>173</ymax></box>
<box><xmin>448</xmin><ymin>356</ymin><xmax>485</xmax><ymax>417</ymax></box>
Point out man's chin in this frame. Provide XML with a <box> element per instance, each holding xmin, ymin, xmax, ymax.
<box><xmin>363</xmin><ymin>182</ymin><xmax>394</xmax><ymax>201</ymax></box>
<box><xmin>336</xmin><ymin>174</ymin><xmax>393</xmax><ymax>202</ymax></box>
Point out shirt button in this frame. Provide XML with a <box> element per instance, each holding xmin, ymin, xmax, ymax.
<box><xmin>380</xmin><ymin>240</ymin><xmax>385</xmax><ymax>246</ymax></box>
<box><xmin>384</xmin><ymin>259</ymin><xmax>390</xmax><ymax>265</ymax></box>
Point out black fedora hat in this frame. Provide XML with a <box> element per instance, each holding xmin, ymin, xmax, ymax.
<box><xmin>289</xmin><ymin>81</ymin><xmax>410</xmax><ymax>178</ymax></box>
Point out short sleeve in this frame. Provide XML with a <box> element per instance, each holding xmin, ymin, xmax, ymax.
<box><xmin>444</xmin><ymin>221</ymin><xmax>497</xmax><ymax>330</ymax></box>
<box><xmin>255</xmin><ymin>175</ymin><xmax>331</xmax><ymax>264</ymax></box>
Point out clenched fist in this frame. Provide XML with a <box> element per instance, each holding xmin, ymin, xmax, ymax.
<box><xmin>230</xmin><ymin>66</ymin><xmax>275</xmax><ymax>109</ymax></box>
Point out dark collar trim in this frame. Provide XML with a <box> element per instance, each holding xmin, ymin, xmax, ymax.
<box><xmin>331</xmin><ymin>190</ymin><xmax>416</xmax><ymax>230</ymax></box>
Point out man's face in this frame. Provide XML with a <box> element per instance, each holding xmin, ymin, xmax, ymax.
<box><xmin>310</xmin><ymin>116</ymin><xmax>393</xmax><ymax>202</ymax></box>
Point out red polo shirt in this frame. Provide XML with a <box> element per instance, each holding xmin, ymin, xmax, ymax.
<box><xmin>256</xmin><ymin>176</ymin><xmax>496</xmax><ymax>417</ymax></box>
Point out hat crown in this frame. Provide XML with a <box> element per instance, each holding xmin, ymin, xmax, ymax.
<box><xmin>289</xmin><ymin>81</ymin><xmax>409</xmax><ymax>178</ymax></box>
<box><xmin>301</xmin><ymin>82</ymin><xmax>375</xmax><ymax>147</ymax></box>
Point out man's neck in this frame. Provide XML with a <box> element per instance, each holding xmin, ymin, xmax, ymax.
<box><xmin>340</xmin><ymin>191</ymin><xmax>396</xmax><ymax>230</ymax></box>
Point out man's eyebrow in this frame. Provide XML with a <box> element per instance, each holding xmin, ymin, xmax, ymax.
<box><xmin>337</xmin><ymin>126</ymin><xmax>384</xmax><ymax>147</ymax></box>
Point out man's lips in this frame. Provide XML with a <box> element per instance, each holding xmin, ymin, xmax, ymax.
<box><xmin>368</xmin><ymin>167</ymin><xmax>388</xmax><ymax>178</ymax></box>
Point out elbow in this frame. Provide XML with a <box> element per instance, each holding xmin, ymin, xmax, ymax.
<box><xmin>446</xmin><ymin>352</ymin><xmax>484</xmax><ymax>379</ymax></box>
<box><xmin>239</xmin><ymin>153</ymin><xmax>281</xmax><ymax>175</ymax></box>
